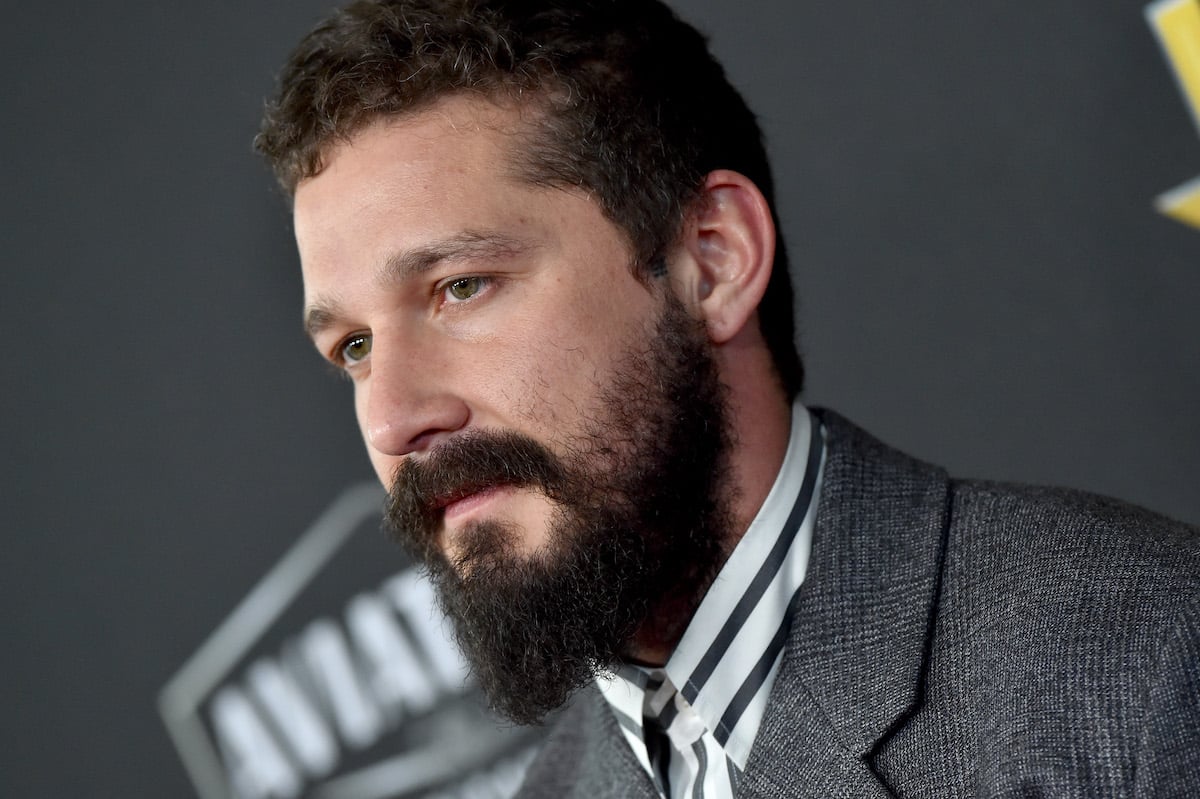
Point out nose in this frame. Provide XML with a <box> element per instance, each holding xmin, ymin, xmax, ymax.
<box><xmin>358</xmin><ymin>336</ymin><xmax>470</xmax><ymax>458</ymax></box>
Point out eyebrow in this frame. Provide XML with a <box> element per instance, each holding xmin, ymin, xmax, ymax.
<box><xmin>303</xmin><ymin>231</ymin><xmax>534</xmax><ymax>341</ymax></box>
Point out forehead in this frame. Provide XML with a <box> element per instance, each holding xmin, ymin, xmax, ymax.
<box><xmin>296</xmin><ymin>96</ymin><xmax>528</xmax><ymax>219</ymax></box>
<box><xmin>293</xmin><ymin>97</ymin><xmax>550</xmax><ymax>291</ymax></box>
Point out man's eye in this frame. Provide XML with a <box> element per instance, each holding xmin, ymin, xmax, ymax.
<box><xmin>340</xmin><ymin>334</ymin><xmax>372</xmax><ymax>364</ymax></box>
<box><xmin>445</xmin><ymin>276</ymin><xmax>484</xmax><ymax>302</ymax></box>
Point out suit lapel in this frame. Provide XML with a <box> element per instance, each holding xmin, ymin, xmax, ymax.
<box><xmin>739</xmin><ymin>410</ymin><xmax>951</xmax><ymax>798</ymax></box>
<box><xmin>565</xmin><ymin>688</ymin><xmax>661</xmax><ymax>799</ymax></box>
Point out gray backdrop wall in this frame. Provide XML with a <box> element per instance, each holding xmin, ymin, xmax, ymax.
<box><xmin>3</xmin><ymin>1</ymin><xmax>1197</xmax><ymax>796</ymax></box>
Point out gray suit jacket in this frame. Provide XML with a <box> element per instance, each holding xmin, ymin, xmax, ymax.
<box><xmin>516</xmin><ymin>410</ymin><xmax>1200</xmax><ymax>797</ymax></box>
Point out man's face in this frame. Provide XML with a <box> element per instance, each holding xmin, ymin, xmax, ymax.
<box><xmin>294</xmin><ymin>97</ymin><xmax>732</xmax><ymax>722</ymax></box>
<box><xmin>296</xmin><ymin>97</ymin><xmax>669</xmax><ymax>561</ymax></box>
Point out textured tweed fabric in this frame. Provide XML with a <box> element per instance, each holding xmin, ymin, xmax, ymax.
<box><xmin>517</xmin><ymin>410</ymin><xmax>1200</xmax><ymax>798</ymax></box>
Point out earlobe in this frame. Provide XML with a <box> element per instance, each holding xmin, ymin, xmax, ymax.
<box><xmin>676</xmin><ymin>170</ymin><xmax>776</xmax><ymax>344</ymax></box>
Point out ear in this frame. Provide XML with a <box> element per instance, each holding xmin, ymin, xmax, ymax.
<box><xmin>672</xmin><ymin>169</ymin><xmax>776</xmax><ymax>345</ymax></box>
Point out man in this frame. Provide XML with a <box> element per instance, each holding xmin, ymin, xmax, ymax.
<box><xmin>256</xmin><ymin>1</ymin><xmax>1200</xmax><ymax>796</ymax></box>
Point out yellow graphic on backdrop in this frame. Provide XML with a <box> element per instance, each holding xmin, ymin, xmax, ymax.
<box><xmin>1147</xmin><ymin>0</ymin><xmax>1200</xmax><ymax>228</ymax></box>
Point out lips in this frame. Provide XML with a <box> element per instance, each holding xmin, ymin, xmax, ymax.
<box><xmin>386</xmin><ymin>430</ymin><xmax>565</xmax><ymax>557</ymax></box>
<box><xmin>432</xmin><ymin>482</ymin><xmax>509</xmax><ymax>523</ymax></box>
<box><xmin>431</xmin><ymin>482</ymin><xmax>496</xmax><ymax>510</ymax></box>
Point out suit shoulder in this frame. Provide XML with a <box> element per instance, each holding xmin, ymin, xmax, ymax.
<box><xmin>948</xmin><ymin>478</ymin><xmax>1200</xmax><ymax>584</ymax></box>
<box><xmin>940</xmin><ymin>478</ymin><xmax>1200</xmax><ymax>654</ymax></box>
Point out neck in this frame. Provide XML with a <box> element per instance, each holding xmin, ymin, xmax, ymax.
<box><xmin>717</xmin><ymin>334</ymin><xmax>795</xmax><ymax>557</ymax></box>
<box><xmin>626</xmin><ymin>354</ymin><xmax>794</xmax><ymax>666</ymax></box>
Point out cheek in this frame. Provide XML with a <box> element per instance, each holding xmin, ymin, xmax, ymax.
<box><xmin>495</xmin><ymin>303</ymin><xmax>655</xmax><ymax>436</ymax></box>
<box><xmin>493</xmin><ymin>335</ymin><xmax>606</xmax><ymax>431</ymax></box>
<box><xmin>367</xmin><ymin>453</ymin><xmax>394</xmax><ymax>489</ymax></box>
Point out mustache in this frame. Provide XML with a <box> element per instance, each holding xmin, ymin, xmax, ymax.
<box><xmin>385</xmin><ymin>430</ymin><xmax>567</xmax><ymax>551</ymax></box>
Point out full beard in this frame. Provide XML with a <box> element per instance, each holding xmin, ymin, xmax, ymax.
<box><xmin>384</xmin><ymin>295</ymin><xmax>733</xmax><ymax>725</ymax></box>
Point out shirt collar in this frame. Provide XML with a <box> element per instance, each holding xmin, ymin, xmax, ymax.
<box><xmin>599</xmin><ymin>401</ymin><xmax>825</xmax><ymax>769</ymax></box>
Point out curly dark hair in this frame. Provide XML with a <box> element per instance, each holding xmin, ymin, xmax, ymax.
<box><xmin>257</xmin><ymin>0</ymin><xmax>803</xmax><ymax>395</ymax></box>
